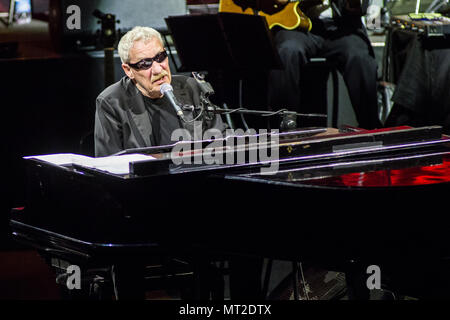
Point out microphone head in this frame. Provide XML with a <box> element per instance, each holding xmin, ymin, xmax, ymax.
<box><xmin>160</xmin><ymin>83</ymin><xmax>173</xmax><ymax>95</ymax></box>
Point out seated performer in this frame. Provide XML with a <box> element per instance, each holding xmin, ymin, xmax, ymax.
<box><xmin>94</xmin><ymin>26</ymin><xmax>261</xmax><ymax>299</ymax></box>
<box><xmin>94</xmin><ymin>26</ymin><xmax>224</xmax><ymax>157</ymax></box>
<box><xmin>254</xmin><ymin>0</ymin><xmax>383</xmax><ymax>129</ymax></box>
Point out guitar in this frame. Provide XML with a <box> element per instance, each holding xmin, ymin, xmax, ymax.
<box><xmin>219</xmin><ymin>0</ymin><xmax>313</xmax><ymax>31</ymax></box>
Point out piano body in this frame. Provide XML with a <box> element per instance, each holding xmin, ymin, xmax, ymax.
<box><xmin>10</xmin><ymin>125</ymin><xmax>450</xmax><ymax>298</ymax></box>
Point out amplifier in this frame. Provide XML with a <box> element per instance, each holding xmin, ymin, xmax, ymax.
<box><xmin>391</xmin><ymin>14</ymin><xmax>450</xmax><ymax>37</ymax></box>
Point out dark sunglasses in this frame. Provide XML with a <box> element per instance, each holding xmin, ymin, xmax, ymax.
<box><xmin>128</xmin><ymin>50</ymin><xmax>168</xmax><ymax>70</ymax></box>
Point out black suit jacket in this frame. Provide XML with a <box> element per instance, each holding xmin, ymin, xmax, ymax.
<box><xmin>94</xmin><ymin>75</ymin><xmax>224</xmax><ymax>157</ymax></box>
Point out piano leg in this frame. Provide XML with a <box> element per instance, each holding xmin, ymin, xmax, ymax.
<box><xmin>192</xmin><ymin>257</ymin><xmax>225</xmax><ymax>300</ymax></box>
<box><xmin>229</xmin><ymin>256</ymin><xmax>264</xmax><ymax>300</ymax></box>
<box><xmin>344</xmin><ymin>260</ymin><xmax>370</xmax><ymax>300</ymax></box>
<box><xmin>111</xmin><ymin>263</ymin><xmax>146</xmax><ymax>300</ymax></box>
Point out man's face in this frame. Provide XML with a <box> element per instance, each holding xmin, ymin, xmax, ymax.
<box><xmin>122</xmin><ymin>37</ymin><xmax>171</xmax><ymax>99</ymax></box>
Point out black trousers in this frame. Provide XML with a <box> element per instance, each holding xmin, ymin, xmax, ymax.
<box><xmin>268</xmin><ymin>25</ymin><xmax>380</xmax><ymax>129</ymax></box>
<box><xmin>389</xmin><ymin>33</ymin><xmax>450</xmax><ymax>133</ymax></box>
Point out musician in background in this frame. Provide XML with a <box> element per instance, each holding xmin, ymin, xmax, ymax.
<box><xmin>264</xmin><ymin>0</ymin><xmax>383</xmax><ymax>129</ymax></box>
<box><xmin>94</xmin><ymin>26</ymin><xmax>224</xmax><ymax>157</ymax></box>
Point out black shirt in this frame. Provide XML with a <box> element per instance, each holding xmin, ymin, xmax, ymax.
<box><xmin>143</xmin><ymin>95</ymin><xmax>184</xmax><ymax>146</ymax></box>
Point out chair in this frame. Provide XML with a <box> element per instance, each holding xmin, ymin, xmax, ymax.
<box><xmin>262</xmin><ymin>259</ymin><xmax>309</xmax><ymax>300</ymax></box>
<box><xmin>10</xmin><ymin>209</ymin><xmax>222</xmax><ymax>300</ymax></box>
<box><xmin>49</xmin><ymin>252</ymin><xmax>198</xmax><ymax>300</ymax></box>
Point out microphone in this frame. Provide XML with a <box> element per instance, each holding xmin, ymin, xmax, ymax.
<box><xmin>192</xmin><ymin>72</ymin><xmax>215</xmax><ymax>98</ymax></box>
<box><xmin>160</xmin><ymin>83</ymin><xmax>185</xmax><ymax>121</ymax></box>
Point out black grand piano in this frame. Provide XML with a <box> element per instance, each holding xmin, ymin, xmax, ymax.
<box><xmin>10</xmin><ymin>125</ymin><xmax>450</xmax><ymax>299</ymax></box>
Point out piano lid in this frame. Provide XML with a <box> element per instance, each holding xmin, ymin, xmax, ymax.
<box><xmin>232</xmin><ymin>151</ymin><xmax>450</xmax><ymax>188</ymax></box>
<box><xmin>22</xmin><ymin>126</ymin><xmax>450</xmax><ymax>183</ymax></box>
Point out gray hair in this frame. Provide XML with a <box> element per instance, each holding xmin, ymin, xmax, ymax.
<box><xmin>118</xmin><ymin>26</ymin><xmax>164</xmax><ymax>64</ymax></box>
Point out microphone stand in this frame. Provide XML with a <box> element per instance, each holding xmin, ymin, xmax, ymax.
<box><xmin>201</xmin><ymin>96</ymin><xmax>327</xmax><ymax>131</ymax></box>
<box><xmin>93</xmin><ymin>9</ymin><xmax>120</xmax><ymax>89</ymax></box>
<box><xmin>206</xmin><ymin>106</ymin><xmax>327</xmax><ymax>119</ymax></box>
<box><xmin>191</xmin><ymin>72</ymin><xmax>327</xmax><ymax>131</ymax></box>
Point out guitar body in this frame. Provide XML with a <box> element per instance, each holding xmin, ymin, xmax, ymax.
<box><xmin>219</xmin><ymin>0</ymin><xmax>312</xmax><ymax>31</ymax></box>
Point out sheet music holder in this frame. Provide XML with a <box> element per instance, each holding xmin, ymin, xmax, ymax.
<box><xmin>164</xmin><ymin>12</ymin><xmax>282</xmax><ymax>72</ymax></box>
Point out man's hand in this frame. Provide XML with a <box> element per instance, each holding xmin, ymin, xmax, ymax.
<box><xmin>260</xmin><ymin>0</ymin><xmax>289</xmax><ymax>14</ymax></box>
<box><xmin>365</xmin><ymin>4</ymin><xmax>381</xmax><ymax>30</ymax></box>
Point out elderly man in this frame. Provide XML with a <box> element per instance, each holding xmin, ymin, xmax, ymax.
<box><xmin>94</xmin><ymin>26</ymin><xmax>263</xmax><ymax>300</ymax></box>
<box><xmin>95</xmin><ymin>26</ymin><xmax>224</xmax><ymax>157</ymax></box>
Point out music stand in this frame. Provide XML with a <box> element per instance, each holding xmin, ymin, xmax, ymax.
<box><xmin>164</xmin><ymin>12</ymin><xmax>282</xmax><ymax>73</ymax></box>
<box><xmin>165</xmin><ymin>13</ymin><xmax>284</xmax><ymax>130</ymax></box>
<box><xmin>0</xmin><ymin>0</ymin><xmax>15</xmax><ymax>26</ymax></box>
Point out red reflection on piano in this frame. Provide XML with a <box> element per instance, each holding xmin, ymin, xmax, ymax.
<box><xmin>306</xmin><ymin>154</ymin><xmax>450</xmax><ymax>187</ymax></box>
